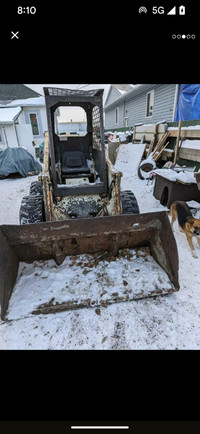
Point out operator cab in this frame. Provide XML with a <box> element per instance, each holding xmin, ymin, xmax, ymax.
<box><xmin>44</xmin><ymin>87</ymin><xmax>107</xmax><ymax>197</ymax></box>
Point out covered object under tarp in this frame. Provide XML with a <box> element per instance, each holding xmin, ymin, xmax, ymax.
<box><xmin>0</xmin><ymin>147</ymin><xmax>42</xmax><ymax>177</ymax></box>
<box><xmin>175</xmin><ymin>84</ymin><xmax>200</xmax><ymax>121</ymax></box>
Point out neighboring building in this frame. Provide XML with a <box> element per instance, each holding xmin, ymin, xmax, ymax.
<box><xmin>104</xmin><ymin>84</ymin><xmax>135</xmax><ymax>107</ymax></box>
<box><xmin>0</xmin><ymin>84</ymin><xmax>47</xmax><ymax>155</ymax></box>
<box><xmin>57</xmin><ymin>121</ymin><xmax>87</xmax><ymax>135</ymax></box>
<box><xmin>0</xmin><ymin>84</ymin><xmax>42</xmax><ymax>103</ymax></box>
<box><xmin>55</xmin><ymin>105</ymin><xmax>87</xmax><ymax>135</ymax></box>
<box><xmin>104</xmin><ymin>84</ymin><xmax>179</xmax><ymax>130</ymax></box>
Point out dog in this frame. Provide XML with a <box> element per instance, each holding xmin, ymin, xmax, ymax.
<box><xmin>168</xmin><ymin>201</ymin><xmax>200</xmax><ymax>258</ymax></box>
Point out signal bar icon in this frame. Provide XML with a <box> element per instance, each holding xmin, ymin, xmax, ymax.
<box><xmin>167</xmin><ymin>6</ymin><xmax>176</xmax><ymax>15</ymax></box>
<box><xmin>138</xmin><ymin>6</ymin><xmax>147</xmax><ymax>13</ymax></box>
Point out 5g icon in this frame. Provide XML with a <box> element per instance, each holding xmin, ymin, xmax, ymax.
<box><xmin>152</xmin><ymin>6</ymin><xmax>165</xmax><ymax>14</ymax></box>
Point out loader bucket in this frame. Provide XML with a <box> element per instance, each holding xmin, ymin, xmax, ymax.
<box><xmin>0</xmin><ymin>211</ymin><xmax>179</xmax><ymax>320</ymax></box>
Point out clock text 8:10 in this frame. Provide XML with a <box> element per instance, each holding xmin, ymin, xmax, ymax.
<box><xmin>17</xmin><ymin>6</ymin><xmax>37</xmax><ymax>14</ymax></box>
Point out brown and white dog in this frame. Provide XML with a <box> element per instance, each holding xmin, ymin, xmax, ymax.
<box><xmin>168</xmin><ymin>201</ymin><xmax>200</xmax><ymax>258</ymax></box>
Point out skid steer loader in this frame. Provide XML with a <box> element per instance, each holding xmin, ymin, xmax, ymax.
<box><xmin>0</xmin><ymin>88</ymin><xmax>179</xmax><ymax>320</ymax></box>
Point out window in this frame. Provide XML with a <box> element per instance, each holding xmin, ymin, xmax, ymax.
<box><xmin>29</xmin><ymin>113</ymin><xmax>39</xmax><ymax>135</ymax></box>
<box><xmin>115</xmin><ymin>107</ymin><xmax>119</xmax><ymax>124</ymax></box>
<box><xmin>24</xmin><ymin>110</ymin><xmax>43</xmax><ymax>138</ymax></box>
<box><xmin>146</xmin><ymin>90</ymin><xmax>154</xmax><ymax>117</ymax></box>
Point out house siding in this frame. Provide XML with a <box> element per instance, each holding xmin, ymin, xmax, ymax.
<box><xmin>105</xmin><ymin>87</ymin><xmax>121</xmax><ymax>106</ymax></box>
<box><xmin>105</xmin><ymin>104</ymin><xmax>124</xmax><ymax>130</ymax></box>
<box><xmin>105</xmin><ymin>84</ymin><xmax>177</xmax><ymax>129</ymax></box>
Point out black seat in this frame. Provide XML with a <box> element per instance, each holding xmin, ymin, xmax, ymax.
<box><xmin>61</xmin><ymin>151</ymin><xmax>90</xmax><ymax>177</ymax></box>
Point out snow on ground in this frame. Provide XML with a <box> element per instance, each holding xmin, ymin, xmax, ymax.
<box><xmin>0</xmin><ymin>175</ymin><xmax>38</xmax><ymax>225</ymax></box>
<box><xmin>1</xmin><ymin>144</ymin><xmax>200</xmax><ymax>349</ymax></box>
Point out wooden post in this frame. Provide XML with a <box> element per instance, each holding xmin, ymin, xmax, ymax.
<box><xmin>147</xmin><ymin>123</ymin><xmax>159</xmax><ymax>156</ymax></box>
<box><xmin>173</xmin><ymin>120</ymin><xmax>182</xmax><ymax>164</ymax></box>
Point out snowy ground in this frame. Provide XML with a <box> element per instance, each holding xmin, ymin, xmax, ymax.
<box><xmin>1</xmin><ymin>143</ymin><xmax>200</xmax><ymax>349</ymax></box>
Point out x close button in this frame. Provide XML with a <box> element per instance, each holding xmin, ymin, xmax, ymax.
<box><xmin>11</xmin><ymin>31</ymin><xmax>19</xmax><ymax>39</ymax></box>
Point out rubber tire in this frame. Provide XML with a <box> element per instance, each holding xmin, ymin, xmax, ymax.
<box><xmin>138</xmin><ymin>162</ymin><xmax>154</xmax><ymax>180</ymax></box>
<box><xmin>19</xmin><ymin>195</ymin><xmax>44</xmax><ymax>225</ymax></box>
<box><xmin>29</xmin><ymin>181</ymin><xmax>43</xmax><ymax>196</ymax></box>
<box><xmin>121</xmin><ymin>190</ymin><xmax>140</xmax><ymax>214</ymax></box>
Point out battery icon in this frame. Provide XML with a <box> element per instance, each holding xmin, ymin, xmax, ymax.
<box><xmin>179</xmin><ymin>5</ymin><xmax>185</xmax><ymax>15</ymax></box>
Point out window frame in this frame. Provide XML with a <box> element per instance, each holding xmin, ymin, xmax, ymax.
<box><xmin>0</xmin><ymin>126</ymin><xmax>5</xmax><ymax>145</ymax></box>
<box><xmin>115</xmin><ymin>107</ymin><xmax>119</xmax><ymax>124</ymax></box>
<box><xmin>124</xmin><ymin>117</ymin><xmax>128</xmax><ymax>127</ymax></box>
<box><xmin>145</xmin><ymin>90</ymin><xmax>154</xmax><ymax>118</ymax></box>
<box><xmin>24</xmin><ymin>109</ymin><xmax>43</xmax><ymax>138</ymax></box>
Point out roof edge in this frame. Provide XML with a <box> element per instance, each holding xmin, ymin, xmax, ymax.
<box><xmin>104</xmin><ymin>84</ymin><xmax>157</xmax><ymax>111</ymax></box>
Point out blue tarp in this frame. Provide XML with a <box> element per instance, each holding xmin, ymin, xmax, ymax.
<box><xmin>175</xmin><ymin>84</ymin><xmax>200</xmax><ymax>121</ymax></box>
<box><xmin>0</xmin><ymin>147</ymin><xmax>42</xmax><ymax>177</ymax></box>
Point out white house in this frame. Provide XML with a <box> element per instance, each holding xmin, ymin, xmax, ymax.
<box><xmin>0</xmin><ymin>84</ymin><xmax>47</xmax><ymax>156</ymax></box>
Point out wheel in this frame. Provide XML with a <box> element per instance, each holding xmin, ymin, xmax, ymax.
<box><xmin>29</xmin><ymin>181</ymin><xmax>43</xmax><ymax>196</ymax></box>
<box><xmin>138</xmin><ymin>162</ymin><xmax>155</xmax><ymax>180</ymax></box>
<box><xmin>121</xmin><ymin>190</ymin><xmax>140</xmax><ymax>214</ymax></box>
<box><xmin>19</xmin><ymin>195</ymin><xmax>44</xmax><ymax>225</ymax></box>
